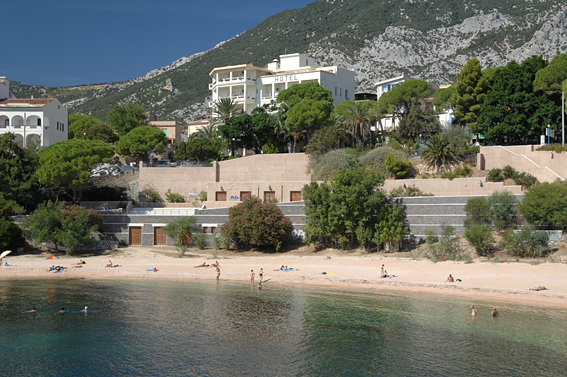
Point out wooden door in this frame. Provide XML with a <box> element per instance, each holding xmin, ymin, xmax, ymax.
<box><xmin>264</xmin><ymin>191</ymin><xmax>276</xmax><ymax>201</ymax></box>
<box><xmin>154</xmin><ymin>227</ymin><xmax>167</xmax><ymax>245</ymax></box>
<box><xmin>215</xmin><ymin>191</ymin><xmax>227</xmax><ymax>201</ymax></box>
<box><xmin>129</xmin><ymin>226</ymin><xmax>142</xmax><ymax>245</ymax></box>
<box><xmin>290</xmin><ymin>191</ymin><xmax>302</xmax><ymax>202</ymax></box>
<box><xmin>240</xmin><ymin>191</ymin><xmax>252</xmax><ymax>201</ymax></box>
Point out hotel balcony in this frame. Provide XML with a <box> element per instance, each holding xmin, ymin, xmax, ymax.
<box><xmin>209</xmin><ymin>77</ymin><xmax>256</xmax><ymax>90</ymax></box>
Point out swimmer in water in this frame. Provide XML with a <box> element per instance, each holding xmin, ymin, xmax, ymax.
<box><xmin>471</xmin><ymin>305</ymin><xmax>477</xmax><ymax>316</ymax></box>
<box><xmin>58</xmin><ymin>307</ymin><xmax>66</xmax><ymax>314</ymax></box>
<box><xmin>29</xmin><ymin>307</ymin><xmax>37</xmax><ymax>314</ymax></box>
<box><xmin>80</xmin><ymin>306</ymin><xmax>88</xmax><ymax>313</ymax></box>
<box><xmin>257</xmin><ymin>281</ymin><xmax>262</xmax><ymax>291</ymax></box>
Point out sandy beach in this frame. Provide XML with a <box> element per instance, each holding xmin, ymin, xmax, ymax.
<box><xmin>1</xmin><ymin>246</ymin><xmax>567</xmax><ymax>308</ymax></box>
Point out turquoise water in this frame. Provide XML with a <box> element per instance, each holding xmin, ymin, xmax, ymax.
<box><xmin>0</xmin><ymin>279</ymin><xmax>566</xmax><ymax>376</ymax></box>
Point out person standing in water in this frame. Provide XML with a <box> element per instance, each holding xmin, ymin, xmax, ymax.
<box><xmin>250</xmin><ymin>270</ymin><xmax>255</xmax><ymax>283</ymax></box>
<box><xmin>471</xmin><ymin>306</ymin><xmax>477</xmax><ymax>316</ymax></box>
<box><xmin>216</xmin><ymin>265</ymin><xmax>220</xmax><ymax>280</ymax></box>
<box><xmin>491</xmin><ymin>308</ymin><xmax>500</xmax><ymax>318</ymax></box>
<box><xmin>259</xmin><ymin>268</ymin><xmax>264</xmax><ymax>282</ymax></box>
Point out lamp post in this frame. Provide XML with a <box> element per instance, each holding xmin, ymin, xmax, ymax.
<box><xmin>562</xmin><ymin>90</ymin><xmax>565</xmax><ymax>146</ymax></box>
<box><xmin>419</xmin><ymin>134</ymin><xmax>422</xmax><ymax>155</ymax></box>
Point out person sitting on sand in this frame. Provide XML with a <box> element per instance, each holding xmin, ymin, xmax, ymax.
<box><xmin>194</xmin><ymin>262</ymin><xmax>209</xmax><ymax>268</ymax></box>
<box><xmin>471</xmin><ymin>305</ymin><xmax>477</xmax><ymax>316</ymax></box>
<box><xmin>73</xmin><ymin>259</ymin><xmax>86</xmax><ymax>265</ymax></box>
<box><xmin>381</xmin><ymin>269</ymin><xmax>389</xmax><ymax>278</ymax></box>
<box><xmin>446</xmin><ymin>274</ymin><xmax>455</xmax><ymax>283</ymax></box>
<box><xmin>153</xmin><ymin>267</ymin><xmax>158</xmax><ymax>272</ymax></box>
<box><xmin>105</xmin><ymin>260</ymin><xmax>113</xmax><ymax>268</ymax></box>
<box><xmin>491</xmin><ymin>308</ymin><xmax>499</xmax><ymax>318</ymax></box>
<box><xmin>280</xmin><ymin>265</ymin><xmax>285</xmax><ymax>270</ymax></box>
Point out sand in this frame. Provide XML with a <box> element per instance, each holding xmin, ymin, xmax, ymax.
<box><xmin>1</xmin><ymin>246</ymin><xmax>567</xmax><ymax>308</ymax></box>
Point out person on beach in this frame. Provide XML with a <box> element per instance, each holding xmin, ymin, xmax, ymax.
<box><xmin>211</xmin><ymin>261</ymin><xmax>220</xmax><ymax>268</ymax></box>
<box><xmin>471</xmin><ymin>306</ymin><xmax>477</xmax><ymax>316</ymax></box>
<box><xmin>194</xmin><ymin>262</ymin><xmax>209</xmax><ymax>268</ymax></box>
<box><xmin>381</xmin><ymin>264</ymin><xmax>385</xmax><ymax>276</ymax></box>
<box><xmin>491</xmin><ymin>308</ymin><xmax>500</xmax><ymax>318</ymax></box>
<box><xmin>446</xmin><ymin>274</ymin><xmax>455</xmax><ymax>283</ymax></box>
<box><xmin>257</xmin><ymin>281</ymin><xmax>262</xmax><ymax>291</ymax></box>
<box><xmin>250</xmin><ymin>270</ymin><xmax>255</xmax><ymax>283</ymax></box>
<box><xmin>105</xmin><ymin>260</ymin><xmax>113</xmax><ymax>268</ymax></box>
<box><xmin>216</xmin><ymin>265</ymin><xmax>220</xmax><ymax>280</ymax></box>
<box><xmin>259</xmin><ymin>268</ymin><xmax>264</xmax><ymax>282</ymax></box>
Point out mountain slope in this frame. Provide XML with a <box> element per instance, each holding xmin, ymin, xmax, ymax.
<box><xmin>10</xmin><ymin>0</ymin><xmax>567</xmax><ymax>123</ymax></box>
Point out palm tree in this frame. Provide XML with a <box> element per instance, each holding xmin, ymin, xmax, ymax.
<box><xmin>211</xmin><ymin>98</ymin><xmax>239</xmax><ymax>125</ymax></box>
<box><xmin>340</xmin><ymin>101</ymin><xmax>375</xmax><ymax>147</ymax></box>
<box><xmin>421</xmin><ymin>134</ymin><xmax>457</xmax><ymax>172</ymax></box>
<box><xmin>196</xmin><ymin>124</ymin><xmax>217</xmax><ymax>139</ymax></box>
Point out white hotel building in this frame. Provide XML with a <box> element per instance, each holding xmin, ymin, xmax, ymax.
<box><xmin>209</xmin><ymin>53</ymin><xmax>355</xmax><ymax>113</ymax></box>
<box><xmin>0</xmin><ymin>77</ymin><xmax>68</xmax><ymax>147</ymax></box>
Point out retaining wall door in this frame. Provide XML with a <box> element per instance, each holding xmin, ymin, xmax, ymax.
<box><xmin>264</xmin><ymin>191</ymin><xmax>276</xmax><ymax>201</ymax></box>
<box><xmin>129</xmin><ymin>226</ymin><xmax>142</xmax><ymax>245</ymax></box>
<box><xmin>154</xmin><ymin>227</ymin><xmax>167</xmax><ymax>246</ymax></box>
<box><xmin>290</xmin><ymin>191</ymin><xmax>302</xmax><ymax>202</ymax></box>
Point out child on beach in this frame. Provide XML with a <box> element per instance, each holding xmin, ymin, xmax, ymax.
<box><xmin>259</xmin><ymin>268</ymin><xmax>264</xmax><ymax>282</ymax></box>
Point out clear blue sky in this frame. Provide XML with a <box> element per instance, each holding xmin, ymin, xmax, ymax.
<box><xmin>2</xmin><ymin>0</ymin><xmax>314</xmax><ymax>87</ymax></box>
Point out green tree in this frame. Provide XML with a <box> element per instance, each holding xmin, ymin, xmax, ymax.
<box><xmin>37</xmin><ymin>139</ymin><xmax>114</xmax><ymax>202</ymax></box>
<box><xmin>164</xmin><ymin>217</ymin><xmax>196</xmax><ymax>257</ymax></box>
<box><xmin>453</xmin><ymin>58</ymin><xmax>493</xmax><ymax>128</ymax></box>
<box><xmin>277</xmin><ymin>82</ymin><xmax>333</xmax><ymax>152</ymax></box>
<box><xmin>334</xmin><ymin>100</ymin><xmax>377</xmax><ymax>147</ymax></box>
<box><xmin>26</xmin><ymin>201</ymin><xmax>103</xmax><ymax>255</ymax></box>
<box><xmin>176</xmin><ymin>134</ymin><xmax>220</xmax><ymax>163</ymax></box>
<box><xmin>433</xmin><ymin>85</ymin><xmax>456</xmax><ymax>111</ymax></box>
<box><xmin>211</xmin><ymin>98</ymin><xmax>240</xmax><ymax>125</ymax></box>
<box><xmin>303</xmin><ymin>167</ymin><xmax>395</xmax><ymax>249</ymax></box>
<box><xmin>0</xmin><ymin>217</ymin><xmax>23</xmax><ymax>251</ymax></box>
<box><xmin>464</xmin><ymin>197</ymin><xmax>491</xmax><ymax>227</ymax></box>
<box><xmin>373</xmin><ymin>203</ymin><xmax>409</xmax><ymax>251</ymax></box>
<box><xmin>464</xmin><ymin>224</ymin><xmax>494</xmax><ymax>256</ymax></box>
<box><xmin>68</xmin><ymin>113</ymin><xmax>104</xmax><ymax>139</ymax></box>
<box><xmin>533</xmin><ymin>53</ymin><xmax>567</xmax><ymax>93</ymax></box>
<box><xmin>0</xmin><ymin>133</ymin><xmax>42</xmax><ymax>210</ymax></box>
<box><xmin>488</xmin><ymin>191</ymin><xmax>517</xmax><ymax>230</ymax></box>
<box><xmin>518</xmin><ymin>181</ymin><xmax>567</xmax><ymax>230</ymax></box>
<box><xmin>218</xmin><ymin>113</ymin><xmax>254</xmax><ymax>156</ymax></box>
<box><xmin>305</xmin><ymin>125</ymin><xmax>349</xmax><ymax>156</ymax></box>
<box><xmin>378</xmin><ymin>79</ymin><xmax>434</xmax><ymax>126</ymax></box>
<box><xmin>115</xmin><ymin>126</ymin><xmax>166</xmax><ymax>162</ymax></box>
<box><xmin>477</xmin><ymin>56</ymin><xmax>560</xmax><ymax>144</ymax></box>
<box><xmin>421</xmin><ymin>134</ymin><xmax>456</xmax><ymax>171</ymax></box>
<box><xmin>84</xmin><ymin>123</ymin><xmax>119</xmax><ymax>143</ymax></box>
<box><xmin>107</xmin><ymin>103</ymin><xmax>147</xmax><ymax>136</ymax></box>
<box><xmin>221</xmin><ymin>197</ymin><xmax>293</xmax><ymax>250</ymax></box>
<box><xmin>395</xmin><ymin>105</ymin><xmax>441</xmax><ymax>144</ymax></box>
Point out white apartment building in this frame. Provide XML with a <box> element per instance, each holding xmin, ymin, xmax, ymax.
<box><xmin>0</xmin><ymin>77</ymin><xmax>68</xmax><ymax>147</ymax></box>
<box><xmin>209</xmin><ymin>53</ymin><xmax>355</xmax><ymax>114</ymax></box>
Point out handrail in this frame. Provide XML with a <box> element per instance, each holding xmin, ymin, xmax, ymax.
<box><xmin>499</xmin><ymin>146</ymin><xmax>564</xmax><ymax>180</ymax></box>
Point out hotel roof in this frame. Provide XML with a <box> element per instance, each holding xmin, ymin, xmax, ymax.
<box><xmin>209</xmin><ymin>63</ymin><xmax>272</xmax><ymax>76</ymax></box>
<box><xmin>0</xmin><ymin>98</ymin><xmax>55</xmax><ymax>108</ymax></box>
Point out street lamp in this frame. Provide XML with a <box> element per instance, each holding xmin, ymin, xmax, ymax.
<box><xmin>562</xmin><ymin>90</ymin><xmax>565</xmax><ymax>146</ymax></box>
<box><xmin>419</xmin><ymin>134</ymin><xmax>422</xmax><ymax>155</ymax></box>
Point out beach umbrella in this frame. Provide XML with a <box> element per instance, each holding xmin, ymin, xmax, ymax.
<box><xmin>46</xmin><ymin>256</ymin><xmax>59</xmax><ymax>260</ymax></box>
<box><xmin>0</xmin><ymin>250</ymin><xmax>12</xmax><ymax>259</ymax></box>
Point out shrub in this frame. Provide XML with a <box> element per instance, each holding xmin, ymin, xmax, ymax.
<box><xmin>536</xmin><ymin>144</ymin><xmax>567</xmax><ymax>152</ymax></box>
<box><xmin>440</xmin><ymin>165</ymin><xmax>472</xmax><ymax>179</ymax></box>
<box><xmin>308</xmin><ymin>149</ymin><xmax>360</xmax><ymax>181</ymax></box>
<box><xmin>518</xmin><ymin>181</ymin><xmax>567</xmax><ymax>230</ymax></box>
<box><xmin>0</xmin><ymin>217</ymin><xmax>23</xmax><ymax>251</ymax></box>
<box><xmin>464</xmin><ymin>224</ymin><xmax>494</xmax><ymax>257</ymax></box>
<box><xmin>221</xmin><ymin>197</ymin><xmax>293</xmax><ymax>250</ymax></box>
<box><xmin>199</xmin><ymin>191</ymin><xmax>207</xmax><ymax>202</ymax></box>
<box><xmin>487</xmin><ymin>168</ymin><xmax>503</xmax><ymax>182</ymax></box>
<box><xmin>500</xmin><ymin>229</ymin><xmax>550</xmax><ymax>258</ymax></box>
<box><xmin>164</xmin><ymin>217</ymin><xmax>195</xmax><ymax>257</ymax></box>
<box><xmin>359</xmin><ymin>147</ymin><xmax>406</xmax><ymax>173</ymax></box>
<box><xmin>501</xmin><ymin>165</ymin><xmax>516</xmax><ymax>180</ymax></box>
<box><xmin>165</xmin><ymin>189</ymin><xmax>186</xmax><ymax>203</ymax></box>
<box><xmin>489</xmin><ymin>191</ymin><xmax>517</xmax><ymax>230</ymax></box>
<box><xmin>261</xmin><ymin>143</ymin><xmax>278</xmax><ymax>154</ymax></box>
<box><xmin>26</xmin><ymin>201</ymin><xmax>103</xmax><ymax>255</ymax></box>
<box><xmin>194</xmin><ymin>233</ymin><xmax>207</xmax><ymax>250</ymax></box>
<box><xmin>385</xmin><ymin>152</ymin><xmax>412</xmax><ymax>178</ymax></box>
<box><xmin>464</xmin><ymin>197</ymin><xmax>491</xmax><ymax>226</ymax></box>
<box><xmin>426</xmin><ymin>226</ymin><xmax>466</xmax><ymax>261</ymax></box>
<box><xmin>140</xmin><ymin>188</ymin><xmax>162</xmax><ymax>203</ymax></box>
<box><xmin>513</xmin><ymin>172</ymin><xmax>538</xmax><ymax>188</ymax></box>
<box><xmin>389</xmin><ymin>185</ymin><xmax>433</xmax><ymax>197</ymax></box>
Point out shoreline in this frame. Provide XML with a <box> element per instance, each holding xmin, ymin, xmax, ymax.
<box><xmin>1</xmin><ymin>247</ymin><xmax>567</xmax><ymax>309</ymax></box>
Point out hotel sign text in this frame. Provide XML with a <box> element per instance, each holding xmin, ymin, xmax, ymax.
<box><xmin>274</xmin><ymin>74</ymin><xmax>298</xmax><ymax>83</ymax></box>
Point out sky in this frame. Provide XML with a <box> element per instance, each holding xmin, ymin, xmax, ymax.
<box><xmin>2</xmin><ymin>0</ymin><xmax>314</xmax><ymax>87</ymax></box>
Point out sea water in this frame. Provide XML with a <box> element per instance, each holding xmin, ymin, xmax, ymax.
<box><xmin>0</xmin><ymin>278</ymin><xmax>566</xmax><ymax>376</ymax></box>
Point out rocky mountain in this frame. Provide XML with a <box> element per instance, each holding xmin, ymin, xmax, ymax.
<box><xmin>10</xmin><ymin>0</ymin><xmax>567</xmax><ymax>123</ymax></box>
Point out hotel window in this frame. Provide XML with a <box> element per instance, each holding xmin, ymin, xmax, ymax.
<box><xmin>4</xmin><ymin>119</ymin><xmax>8</xmax><ymax>127</ymax></box>
<box><xmin>37</xmin><ymin>119</ymin><xmax>41</xmax><ymax>126</ymax></box>
<box><xmin>203</xmin><ymin>226</ymin><xmax>208</xmax><ymax>234</ymax></box>
<box><xmin>340</xmin><ymin>88</ymin><xmax>342</xmax><ymax>97</ymax></box>
<box><xmin>345</xmin><ymin>89</ymin><xmax>349</xmax><ymax>100</ymax></box>
<box><xmin>335</xmin><ymin>87</ymin><xmax>337</xmax><ymax>95</ymax></box>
